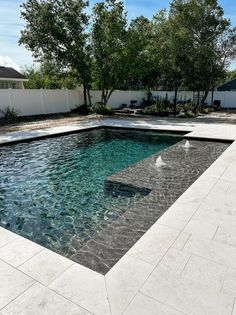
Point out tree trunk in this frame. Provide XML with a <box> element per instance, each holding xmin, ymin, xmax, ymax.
<box><xmin>106</xmin><ymin>90</ymin><xmax>114</xmax><ymax>105</ymax></box>
<box><xmin>101</xmin><ymin>89</ymin><xmax>105</xmax><ymax>105</ymax></box>
<box><xmin>147</xmin><ymin>86</ymin><xmax>151</xmax><ymax>107</ymax></box>
<box><xmin>211</xmin><ymin>88</ymin><xmax>214</xmax><ymax>108</ymax></box>
<box><xmin>200</xmin><ymin>90</ymin><xmax>209</xmax><ymax>110</ymax></box>
<box><xmin>197</xmin><ymin>90</ymin><xmax>200</xmax><ymax>107</ymax></box>
<box><xmin>195</xmin><ymin>90</ymin><xmax>201</xmax><ymax>116</ymax></box>
<box><xmin>83</xmin><ymin>83</ymin><xmax>87</xmax><ymax>106</ymax></box>
<box><xmin>104</xmin><ymin>90</ymin><xmax>109</xmax><ymax>106</ymax></box>
<box><xmin>173</xmin><ymin>82</ymin><xmax>178</xmax><ymax>118</ymax></box>
<box><xmin>86</xmin><ymin>84</ymin><xmax>91</xmax><ymax>107</ymax></box>
<box><xmin>203</xmin><ymin>90</ymin><xmax>208</xmax><ymax>107</ymax></box>
<box><xmin>101</xmin><ymin>89</ymin><xmax>113</xmax><ymax>106</ymax></box>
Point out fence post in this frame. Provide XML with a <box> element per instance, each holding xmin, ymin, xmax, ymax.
<box><xmin>65</xmin><ymin>89</ymin><xmax>70</xmax><ymax>112</ymax></box>
<box><xmin>40</xmin><ymin>89</ymin><xmax>46</xmax><ymax>114</ymax></box>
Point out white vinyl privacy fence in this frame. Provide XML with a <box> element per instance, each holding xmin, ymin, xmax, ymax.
<box><xmin>0</xmin><ymin>89</ymin><xmax>236</xmax><ymax>117</ymax></box>
<box><xmin>0</xmin><ymin>89</ymin><xmax>83</xmax><ymax>117</ymax></box>
<box><xmin>101</xmin><ymin>90</ymin><xmax>236</xmax><ymax>108</ymax></box>
<box><xmin>205</xmin><ymin>91</ymin><xmax>236</xmax><ymax>108</ymax></box>
<box><xmin>92</xmin><ymin>90</ymin><xmax>195</xmax><ymax>107</ymax></box>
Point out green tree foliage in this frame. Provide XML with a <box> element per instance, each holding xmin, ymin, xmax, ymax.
<box><xmin>225</xmin><ymin>69</ymin><xmax>236</xmax><ymax>82</ymax></box>
<box><xmin>92</xmin><ymin>0</ymin><xmax>128</xmax><ymax>105</ymax></box>
<box><xmin>19</xmin><ymin>0</ymin><xmax>236</xmax><ymax>109</ymax></box>
<box><xmin>152</xmin><ymin>10</ymin><xmax>183</xmax><ymax>90</ymax></box>
<box><xmin>126</xmin><ymin>16</ymin><xmax>156</xmax><ymax>89</ymax></box>
<box><xmin>169</xmin><ymin>0</ymin><xmax>236</xmax><ymax>105</ymax></box>
<box><xmin>19</xmin><ymin>0</ymin><xmax>91</xmax><ymax>105</ymax></box>
<box><xmin>22</xmin><ymin>61</ymin><xmax>78</xmax><ymax>89</ymax></box>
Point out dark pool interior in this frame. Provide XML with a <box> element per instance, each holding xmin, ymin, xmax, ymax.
<box><xmin>0</xmin><ymin>128</ymin><xmax>182</xmax><ymax>257</ymax></box>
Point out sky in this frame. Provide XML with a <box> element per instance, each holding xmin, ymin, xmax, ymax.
<box><xmin>0</xmin><ymin>0</ymin><xmax>236</xmax><ymax>71</ymax></box>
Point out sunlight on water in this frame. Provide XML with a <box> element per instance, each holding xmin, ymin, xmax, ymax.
<box><xmin>0</xmin><ymin>128</ymin><xmax>181</xmax><ymax>256</ymax></box>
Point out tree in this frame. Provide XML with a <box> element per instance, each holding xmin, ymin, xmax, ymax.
<box><xmin>151</xmin><ymin>9</ymin><xmax>183</xmax><ymax>116</ymax></box>
<box><xmin>169</xmin><ymin>0</ymin><xmax>236</xmax><ymax>107</ymax></box>
<box><xmin>22</xmin><ymin>60</ymin><xmax>78</xmax><ymax>89</ymax></box>
<box><xmin>19</xmin><ymin>0</ymin><xmax>91</xmax><ymax>105</ymax></box>
<box><xmin>217</xmin><ymin>26</ymin><xmax>236</xmax><ymax>78</ymax></box>
<box><xmin>91</xmin><ymin>0</ymin><xmax>128</xmax><ymax>106</ymax></box>
<box><xmin>126</xmin><ymin>16</ymin><xmax>151</xmax><ymax>89</ymax></box>
<box><xmin>225</xmin><ymin>69</ymin><xmax>236</xmax><ymax>82</ymax></box>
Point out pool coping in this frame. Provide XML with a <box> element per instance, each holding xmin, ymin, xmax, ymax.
<box><xmin>1</xmin><ymin>117</ymin><xmax>236</xmax><ymax>314</ymax></box>
<box><xmin>1</xmin><ymin>117</ymin><xmax>236</xmax><ymax>145</ymax></box>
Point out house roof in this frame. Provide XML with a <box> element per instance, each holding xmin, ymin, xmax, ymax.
<box><xmin>217</xmin><ymin>77</ymin><xmax>236</xmax><ymax>90</ymax></box>
<box><xmin>0</xmin><ymin>66</ymin><xmax>26</xmax><ymax>80</ymax></box>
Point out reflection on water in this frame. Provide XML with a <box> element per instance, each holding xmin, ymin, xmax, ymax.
<box><xmin>0</xmin><ymin>128</ymin><xmax>181</xmax><ymax>256</ymax></box>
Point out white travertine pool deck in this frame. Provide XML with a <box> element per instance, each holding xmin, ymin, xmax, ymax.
<box><xmin>1</xmin><ymin>117</ymin><xmax>236</xmax><ymax>314</ymax></box>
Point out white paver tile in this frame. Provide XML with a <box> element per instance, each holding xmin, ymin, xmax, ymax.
<box><xmin>205</xmin><ymin>198</ymin><xmax>236</xmax><ymax>216</ymax></box>
<box><xmin>106</xmin><ymin>254</ymin><xmax>154</xmax><ymax>315</ymax></box>
<box><xmin>175</xmin><ymin>188</ymin><xmax>206</xmax><ymax>206</ymax></box>
<box><xmin>194</xmin><ymin>201</ymin><xmax>236</xmax><ymax>223</ymax></box>
<box><xmin>177</xmin><ymin>175</ymin><xmax>218</xmax><ymax>205</ymax></box>
<box><xmin>183</xmin><ymin>218</ymin><xmax>218</xmax><ymax>240</ymax></box>
<box><xmin>207</xmin><ymin>192</ymin><xmax>236</xmax><ymax>213</ymax></box>
<box><xmin>18</xmin><ymin>248</ymin><xmax>74</xmax><ymax>286</ymax></box>
<box><xmin>0</xmin><ymin>236</ymin><xmax>43</xmax><ymax>267</ymax></box>
<box><xmin>222</xmin><ymin>268</ymin><xmax>236</xmax><ymax>296</ymax></box>
<box><xmin>159</xmin><ymin>248</ymin><xmax>191</xmax><ymax>275</ymax></box>
<box><xmin>0</xmin><ymin>228</ymin><xmax>17</xmax><ymax>248</ymax></box>
<box><xmin>49</xmin><ymin>263</ymin><xmax>110</xmax><ymax>315</ymax></box>
<box><xmin>232</xmin><ymin>301</ymin><xmax>236</xmax><ymax>315</ymax></box>
<box><xmin>186</xmin><ymin>124</ymin><xmax>236</xmax><ymax>142</ymax></box>
<box><xmin>184</xmin><ymin>236</ymin><xmax>236</xmax><ymax>269</ymax></box>
<box><xmin>229</xmin><ymin>183</ymin><xmax>236</xmax><ymax>195</ymax></box>
<box><xmin>123</xmin><ymin>292</ymin><xmax>185</xmax><ymax>315</ymax></box>
<box><xmin>172</xmin><ymin>232</ymin><xmax>190</xmax><ymax>250</ymax></box>
<box><xmin>221</xmin><ymin>164</ymin><xmax>236</xmax><ymax>183</ymax></box>
<box><xmin>1</xmin><ymin>283</ymin><xmax>90</xmax><ymax>315</ymax></box>
<box><xmin>181</xmin><ymin>255</ymin><xmax>226</xmax><ymax>291</ymax></box>
<box><xmin>0</xmin><ymin>123</ymin><xmax>101</xmax><ymax>145</ymax></box>
<box><xmin>0</xmin><ymin>259</ymin><xmax>35</xmax><ymax>309</ymax></box>
<box><xmin>204</xmin><ymin>179</ymin><xmax>236</xmax><ymax>215</ymax></box>
<box><xmin>157</xmin><ymin>202</ymin><xmax>199</xmax><ymax>230</ymax></box>
<box><xmin>127</xmin><ymin>223</ymin><xmax>179</xmax><ymax>265</ymax></box>
<box><xmin>205</xmin><ymin>178</ymin><xmax>231</xmax><ymax>197</ymax></box>
<box><xmin>141</xmin><ymin>266</ymin><xmax>234</xmax><ymax>315</ymax></box>
<box><xmin>214</xmin><ymin>221</ymin><xmax>236</xmax><ymax>247</ymax></box>
<box><xmin>202</xmin><ymin>162</ymin><xmax>229</xmax><ymax>178</ymax></box>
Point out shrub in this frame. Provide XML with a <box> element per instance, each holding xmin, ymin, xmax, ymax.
<box><xmin>156</xmin><ymin>98</ymin><xmax>169</xmax><ymax>112</ymax></box>
<box><xmin>142</xmin><ymin>104</ymin><xmax>157</xmax><ymax>115</ymax></box>
<box><xmin>0</xmin><ymin>107</ymin><xmax>19</xmax><ymax>122</ymax></box>
<box><xmin>201</xmin><ymin>107</ymin><xmax>210</xmax><ymax>114</ymax></box>
<box><xmin>176</xmin><ymin>102</ymin><xmax>198</xmax><ymax>114</ymax></box>
<box><xmin>70</xmin><ymin>104</ymin><xmax>91</xmax><ymax>115</ymax></box>
<box><xmin>176</xmin><ymin>110</ymin><xmax>196</xmax><ymax>118</ymax></box>
<box><xmin>142</xmin><ymin>97</ymin><xmax>169</xmax><ymax>115</ymax></box>
<box><xmin>185</xmin><ymin>110</ymin><xmax>195</xmax><ymax>118</ymax></box>
<box><xmin>176</xmin><ymin>112</ymin><xmax>187</xmax><ymax>118</ymax></box>
<box><xmin>92</xmin><ymin>103</ymin><xmax>114</xmax><ymax>115</ymax></box>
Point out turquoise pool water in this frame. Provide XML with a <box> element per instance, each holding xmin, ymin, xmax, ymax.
<box><xmin>0</xmin><ymin>128</ymin><xmax>181</xmax><ymax>256</ymax></box>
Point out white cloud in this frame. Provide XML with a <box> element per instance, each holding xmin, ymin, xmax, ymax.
<box><xmin>0</xmin><ymin>56</ymin><xmax>20</xmax><ymax>71</ymax></box>
<box><xmin>0</xmin><ymin>0</ymin><xmax>33</xmax><ymax>68</ymax></box>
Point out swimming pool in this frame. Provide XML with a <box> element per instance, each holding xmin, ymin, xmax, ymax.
<box><xmin>0</xmin><ymin>128</ymin><xmax>182</xmax><ymax>257</ymax></box>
